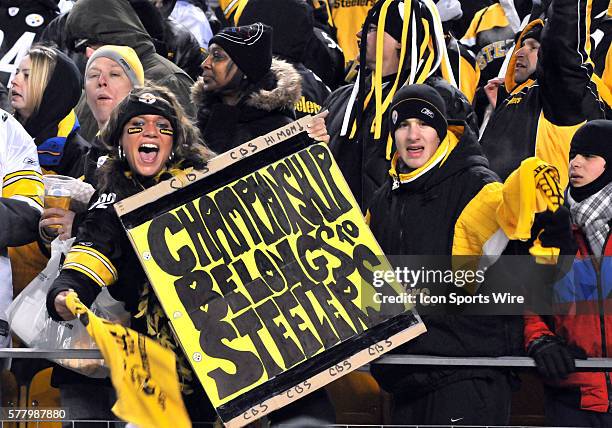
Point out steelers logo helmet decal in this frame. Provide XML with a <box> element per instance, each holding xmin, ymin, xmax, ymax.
<box><xmin>25</xmin><ymin>13</ymin><xmax>44</xmax><ymax>27</ymax></box>
<box><xmin>392</xmin><ymin>110</ymin><xmax>398</xmax><ymax>125</ymax></box>
<box><xmin>138</xmin><ymin>93</ymin><xmax>157</xmax><ymax>104</ymax></box>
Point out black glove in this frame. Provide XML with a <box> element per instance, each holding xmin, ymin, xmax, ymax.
<box><xmin>532</xmin><ymin>206</ymin><xmax>577</xmax><ymax>255</ymax></box>
<box><xmin>528</xmin><ymin>335</ymin><xmax>587</xmax><ymax>379</ymax></box>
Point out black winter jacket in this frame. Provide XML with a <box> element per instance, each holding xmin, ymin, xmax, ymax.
<box><xmin>368</xmin><ymin>127</ymin><xmax>522</xmax><ymax>394</ymax></box>
<box><xmin>326</xmin><ymin>75</ymin><xmax>470</xmax><ymax>211</ymax></box>
<box><xmin>192</xmin><ymin>59</ymin><xmax>303</xmax><ymax>154</ymax></box>
<box><xmin>480</xmin><ymin>0</ymin><xmax>606</xmax><ymax>184</ymax></box>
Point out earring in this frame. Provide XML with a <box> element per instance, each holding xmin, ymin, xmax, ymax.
<box><xmin>168</xmin><ymin>150</ymin><xmax>175</xmax><ymax>162</ymax></box>
<box><xmin>118</xmin><ymin>145</ymin><xmax>125</xmax><ymax>160</ymax></box>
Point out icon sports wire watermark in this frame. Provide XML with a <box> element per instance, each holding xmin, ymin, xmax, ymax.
<box><xmin>357</xmin><ymin>255</ymin><xmax>593</xmax><ymax>315</ymax></box>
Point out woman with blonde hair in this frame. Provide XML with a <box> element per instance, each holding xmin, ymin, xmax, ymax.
<box><xmin>10</xmin><ymin>44</ymin><xmax>89</xmax><ymax>177</ymax></box>
<box><xmin>8</xmin><ymin>45</ymin><xmax>89</xmax><ymax>295</ymax></box>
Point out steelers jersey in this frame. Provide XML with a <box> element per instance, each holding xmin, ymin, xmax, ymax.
<box><xmin>0</xmin><ymin>109</ymin><xmax>43</xmax><ymax>340</ymax></box>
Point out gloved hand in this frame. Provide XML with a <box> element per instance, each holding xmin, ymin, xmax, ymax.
<box><xmin>531</xmin><ymin>206</ymin><xmax>577</xmax><ymax>255</ymax></box>
<box><xmin>528</xmin><ymin>335</ymin><xmax>587</xmax><ymax>379</ymax></box>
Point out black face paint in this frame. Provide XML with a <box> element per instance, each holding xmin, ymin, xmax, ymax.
<box><xmin>128</xmin><ymin>127</ymin><xmax>143</xmax><ymax>134</ymax></box>
<box><xmin>159</xmin><ymin>128</ymin><xmax>174</xmax><ymax>136</ymax></box>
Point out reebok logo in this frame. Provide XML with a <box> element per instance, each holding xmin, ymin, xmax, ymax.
<box><xmin>421</xmin><ymin>107</ymin><xmax>434</xmax><ymax>118</ymax></box>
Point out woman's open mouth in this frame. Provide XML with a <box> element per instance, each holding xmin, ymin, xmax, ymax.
<box><xmin>138</xmin><ymin>143</ymin><xmax>160</xmax><ymax>163</ymax></box>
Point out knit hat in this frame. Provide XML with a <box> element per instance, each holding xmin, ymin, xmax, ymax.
<box><xmin>85</xmin><ymin>45</ymin><xmax>145</xmax><ymax>87</ymax></box>
<box><xmin>389</xmin><ymin>84</ymin><xmax>448</xmax><ymax>141</ymax></box>
<box><xmin>209</xmin><ymin>22</ymin><xmax>273</xmax><ymax>83</ymax></box>
<box><xmin>436</xmin><ymin>0</ymin><xmax>462</xmax><ymax>22</ymax></box>
<box><xmin>236</xmin><ymin>0</ymin><xmax>312</xmax><ymax>62</ymax></box>
<box><xmin>106</xmin><ymin>88</ymin><xmax>179</xmax><ymax>148</ymax></box>
<box><xmin>367</xmin><ymin>0</ymin><xmax>405</xmax><ymax>43</ymax></box>
<box><xmin>569</xmin><ymin>120</ymin><xmax>612</xmax><ymax>201</ymax></box>
<box><xmin>522</xmin><ymin>25</ymin><xmax>542</xmax><ymax>43</ymax></box>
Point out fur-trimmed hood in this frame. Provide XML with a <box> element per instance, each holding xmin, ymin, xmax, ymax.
<box><xmin>191</xmin><ymin>58</ymin><xmax>304</xmax><ymax>155</ymax></box>
<box><xmin>191</xmin><ymin>58</ymin><xmax>302</xmax><ymax>112</ymax></box>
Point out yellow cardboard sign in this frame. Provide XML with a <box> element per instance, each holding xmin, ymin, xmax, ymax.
<box><xmin>123</xmin><ymin>143</ymin><xmax>422</xmax><ymax>425</ymax></box>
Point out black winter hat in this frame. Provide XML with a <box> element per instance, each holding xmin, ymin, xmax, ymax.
<box><xmin>367</xmin><ymin>0</ymin><xmax>406</xmax><ymax>43</ymax></box>
<box><xmin>209</xmin><ymin>22</ymin><xmax>273</xmax><ymax>83</ymax></box>
<box><xmin>522</xmin><ymin>25</ymin><xmax>542</xmax><ymax>43</ymax></box>
<box><xmin>236</xmin><ymin>0</ymin><xmax>312</xmax><ymax>62</ymax></box>
<box><xmin>569</xmin><ymin>119</ymin><xmax>612</xmax><ymax>201</ymax></box>
<box><xmin>107</xmin><ymin>89</ymin><xmax>179</xmax><ymax>149</ymax></box>
<box><xmin>389</xmin><ymin>84</ymin><xmax>448</xmax><ymax>141</ymax></box>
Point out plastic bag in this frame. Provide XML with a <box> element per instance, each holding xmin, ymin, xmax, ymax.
<box><xmin>7</xmin><ymin>237</ymin><xmax>130</xmax><ymax>378</ymax></box>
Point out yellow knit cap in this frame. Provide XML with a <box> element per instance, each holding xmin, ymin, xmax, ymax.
<box><xmin>85</xmin><ymin>45</ymin><xmax>145</xmax><ymax>87</ymax></box>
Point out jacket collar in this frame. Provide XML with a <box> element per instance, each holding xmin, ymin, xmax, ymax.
<box><xmin>388</xmin><ymin>129</ymin><xmax>460</xmax><ymax>189</ymax></box>
<box><xmin>191</xmin><ymin>58</ymin><xmax>301</xmax><ymax>113</ymax></box>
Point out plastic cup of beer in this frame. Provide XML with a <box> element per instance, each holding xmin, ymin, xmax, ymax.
<box><xmin>43</xmin><ymin>175</ymin><xmax>75</xmax><ymax>227</ymax></box>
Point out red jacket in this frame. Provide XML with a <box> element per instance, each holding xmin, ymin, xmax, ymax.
<box><xmin>524</xmin><ymin>226</ymin><xmax>612</xmax><ymax>412</ymax></box>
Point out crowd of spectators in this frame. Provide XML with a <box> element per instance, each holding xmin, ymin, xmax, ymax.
<box><xmin>0</xmin><ymin>0</ymin><xmax>611</xmax><ymax>426</ymax></box>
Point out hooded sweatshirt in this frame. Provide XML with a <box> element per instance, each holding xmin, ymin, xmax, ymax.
<box><xmin>480</xmin><ymin>0</ymin><xmax>607</xmax><ymax>189</ymax></box>
<box><xmin>20</xmin><ymin>50</ymin><xmax>89</xmax><ymax>177</ymax></box>
<box><xmin>65</xmin><ymin>0</ymin><xmax>194</xmax><ymax>140</ymax></box>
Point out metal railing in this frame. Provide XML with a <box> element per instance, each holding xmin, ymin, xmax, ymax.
<box><xmin>4</xmin><ymin>348</ymin><xmax>612</xmax><ymax>369</ymax></box>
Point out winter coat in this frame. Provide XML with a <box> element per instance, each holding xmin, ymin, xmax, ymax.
<box><xmin>326</xmin><ymin>75</ymin><xmax>472</xmax><ymax>210</ymax></box>
<box><xmin>0</xmin><ymin>0</ymin><xmax>60</xmax><ymax>86</ymax></box>
<box><xmin>9</xmin><ymin>49</ymin><xmax>89</xmax><ymax>295</ymax></box>
<box><xmin>479</xmin><ymin>0</ymin><xmax>607</xmax><ymax>187</ymax></box>
<box><xmin>367</xmin><ymin>125</ymin><xmax>522</xmax><ymax>394</ymax></box>
<box><xmin>325</xmin><ymin>75</ymin><xmax>394</xmax><ymax>211</ymax></box>
<box><xmin>0</xmin><ymin>111</ymin><xmax>44</xmax><ymax>346</ymax></box>
<box><xmin>524</xmin><ymin>226</ymin><xmax>612</xmax><ymax>413</ymax></box>
<box><xmin>191</xmin><ymin>58</ymin><xmax>302</xmax><ymax>154</ymax></box>
<box><xmin>62</xmin><ymin>0</ymin><xmax>195</xmax><ymax>140</ymax></box>
<box><xmin>46</xmin><ymin>152</ymin><xmax>216</xmax><ymax>421</ymax></box>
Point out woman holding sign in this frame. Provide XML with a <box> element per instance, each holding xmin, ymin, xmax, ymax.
<box><xmin>46</xmin><ymin>83</ymin><xmax>217</xmax><ymax>423</ymax></box>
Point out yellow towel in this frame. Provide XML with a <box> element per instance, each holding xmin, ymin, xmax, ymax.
<box><xmin>66</xmin><ymin>292</ymin><xmax>191</xmax><ymax>428</ymax></box>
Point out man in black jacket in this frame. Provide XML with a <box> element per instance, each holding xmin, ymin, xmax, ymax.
<box><xmin>479</xmin><ymin>0</ymin><xmax>607</xmax><ymax>188</ymax></box>
<box><xmin>325</xmin><ymin>0</ymin><xmax>458</xmax><ymax>211</ymax></box>
<box><xmin>368</xmin><ymin>84</ymin><xmax>518</xmax><ymax>425</ymax></box>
